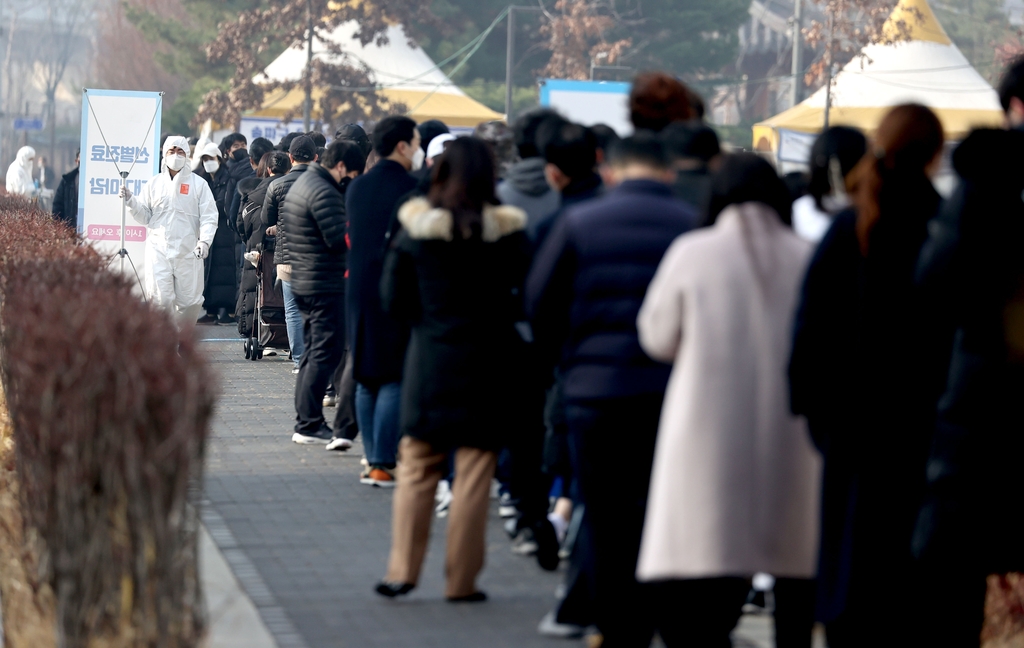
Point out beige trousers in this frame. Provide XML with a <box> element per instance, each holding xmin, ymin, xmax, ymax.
<box><xmin>385</xmin><ymin>436</ymin><xmax>497</xmax><ymax>598</ymax></box>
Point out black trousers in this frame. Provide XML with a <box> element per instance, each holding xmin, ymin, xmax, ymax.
<box><xmin>331</xmin><ymin>346</ymin><xmax>360</xmax><ymax>440</ymax></box>
<box><xmin>293</xmin><ymin>291</ymin><xmax>345</xmax><ymax>435</ymax></box>
<box><xmin>773</xmin><ymin>577</ymin><xmax>816</xmax><ymax>648</ymax></box>
<box><xmin>505</xmin><ymin>383</ymin><xmax>550</xmax><ymax>529</ymax></box>
<box><xmin>565</xmin><ymin>393</ymin><xmax>663</xmax><ymax>646</ymax></box>
<box><xmin>649</xmin><ymin>578</ymin><xmax>752</xmax><ymax>647</ymax></box>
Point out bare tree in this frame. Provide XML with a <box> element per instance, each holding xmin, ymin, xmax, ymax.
<box><xmin>196</xmin><ymin>0</ymin><xmax>436</xmax><ymax>130</ymax></box>
<box><xmin>540</xmin><ymin>0</ymin><xmax>632</xmax><ymax>81</ymax></box>
<box><xmin>39</xmin><ymin>0</ymin><xmax>92</xmax><ymax>167</ymax></box>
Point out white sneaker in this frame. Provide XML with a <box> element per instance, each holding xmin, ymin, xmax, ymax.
<box><xmin>292</xmin><ymin>430</ymin><xmax>332</xmax><ymax>445</ymax></box>
<box><xmin>325</xmin><ymin>437</ymin><xmax>352</xmax><ymax>452</ymax></box>
<box><xmin>435</xmin><ymin>480</ymin><xmax>453</xmax><ymax>518</ymax></box>
<box><xmin>537</xmin><ymin>611</ymin><xmax>585</xmax><ymax>639</ymax></box>
<box><xmin>323</xmin><ymin>394</ymin><xmax>338</xmax><ymax>408</ymax></box>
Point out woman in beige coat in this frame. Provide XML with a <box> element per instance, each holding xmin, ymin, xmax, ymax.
<box><xmin>635</xmin><ymin>154</ymin><xmax>822</xmax><ymax>646</ymax></box>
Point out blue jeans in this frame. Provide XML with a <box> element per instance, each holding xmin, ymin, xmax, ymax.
<box><xmin>355</xmin><ymin>382</ymin><xmax>401</xmax><ymax>468</ymax></box>
<box><xmin>281</xmin><ymin>279</ymin><xmax>304</xmax><ymax>367</ymax></box>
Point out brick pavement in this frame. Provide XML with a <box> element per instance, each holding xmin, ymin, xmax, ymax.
<box><xmin>198</xmin><ymin>329</ymin><xmax>570</xmax><ymax>648</ymax></box>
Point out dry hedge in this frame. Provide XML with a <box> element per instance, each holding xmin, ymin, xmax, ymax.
<box><xmin>0</xmin><ymin>197</ymin><xmax>215</xmax><ymax>647</ymax></box>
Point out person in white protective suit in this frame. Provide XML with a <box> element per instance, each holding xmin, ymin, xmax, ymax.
<box><xmin>6</xmin><ymin>146</ymin><xmax>37</xmax><ymax>198</ymax></box>
<box><xmin>121</xmin><ymin>136</ymin><xmax>218</xmax><ymax>332</ymax></box>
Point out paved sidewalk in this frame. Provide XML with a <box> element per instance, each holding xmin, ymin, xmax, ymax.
<box><xmin>197</xmin><ymin>328</ymin><xmax>811</xmax><ymax>648</ymax></box>
<box><xmin>199</xmin><ymin>331</ymin><xmax>568</xmax><ymax>648</ymax></box>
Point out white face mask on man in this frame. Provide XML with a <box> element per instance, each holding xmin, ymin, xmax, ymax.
<box><xmin>203</xmin><ymin>159</ymin><xmax>221</xmax><ymax>174</ymax></box>
<box><xmin>166</xmin><ymin>154</ymin><xmax>187</xmax><ymax>171</ymax></box>
<box><xmin>410</xmin><ymin>147</ymin><xmax>425</xmax><ymax>172</ymax></box>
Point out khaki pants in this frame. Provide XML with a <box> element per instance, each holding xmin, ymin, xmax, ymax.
<box><xmin>385</xmin><ymin>436</ymin><xmax>497</xmax><ymax>598</ymax></box>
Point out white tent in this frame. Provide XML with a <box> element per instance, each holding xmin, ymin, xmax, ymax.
<box><xmin>252</xmin><ymin>22</ymin><xmax>503</xmax><ymax>128</ymax></box>
<box><xmin>754</xmin><ymin>0</ymin><xmax>1004</xmax><ymax>154</ymax></box>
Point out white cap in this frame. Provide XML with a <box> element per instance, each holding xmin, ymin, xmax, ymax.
<box><xmin>426</xmin><ymin>133</ymin><xmax>457</xmax><ymax>160</ymax></box>
<box><xmin>199</xmin><ymin>142</ymin><xmax>222</xmax><ymax>159</ymax></box>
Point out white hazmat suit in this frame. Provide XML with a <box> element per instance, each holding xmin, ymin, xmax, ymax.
<box><xmin>125</xmin><ymin>136</ymin><xmax>218</xmax><ymax>328</ymax></box>
<box><xmin>6</xmin><ymin>146</ymin><xmax>36</xmax><ymax>197</ymax></box>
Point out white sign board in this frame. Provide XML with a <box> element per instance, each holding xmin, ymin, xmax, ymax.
<box><xmin>540</xmin><ymin>80</ymin><xmax>633</xmax><ymax>136</ymax></box>
<box><xmin>777</xmin><ymin>129</ymin><xmax>818</xmax><ymax>165</ymax></box>
<box><xmin>79</xmin><ymin>89</ymin><xmax>162</xmax><ymax>286</ymax></box>
<box><xmin>239</xmin><ymin>117</ymin><xmax>308</xmax><ymax>146</ymax></box>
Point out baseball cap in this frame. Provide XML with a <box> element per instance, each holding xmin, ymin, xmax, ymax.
<box><xmin>426</xmin><ymin>133</ymin><xmax>457</xmax><ymax>160</ymax></box>
<box><xmin>289</xmin><ymin>135</ymin><xmax>316</xmax><ymax>162</ymax></box>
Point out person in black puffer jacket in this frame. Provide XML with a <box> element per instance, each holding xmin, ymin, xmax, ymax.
<box><xmin>261</xmin><ymin>135</ymin><xmax>317</xmax><ymax>369</ymax></box>
<box><xmin>281</xmin><ymin>140</ymin><xmax>365</xmax><ymax>444</ymax></box>
<box><xmin>236</xmin><ymin>151</ymin><xmax>292</xmax><ymax>338</ymax></box>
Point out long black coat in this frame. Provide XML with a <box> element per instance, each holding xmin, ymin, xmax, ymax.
<box><xmin>280</xmin><ymin>163</ymin><xmax>348</xmax><ymax>297</ymax></box>
<box><xmin>381</xmin><ymin>197</ymin><xmax>532</xmax><ymax>451</ymax></box>
<box><xmin>226</xmin><ymin>151</ymin><xmax>255</xmax><ymax>233</ymax></box>
<box><xmin>911</xmin><ymin>129</ymin><xmax>1024</xmax><ymax>575</ymax></box>
<box><xmin>52</xmin><ymin>166</ymin><xmax>78</xmax><ymax>229</ymax></box>
<box><xmin>197</xmin><ymin>166</ymin><xmax>237</xmax><ymax>312</ymax></box>
<box><xmin>789</xmin><ymin>174</ymin><xmax>949</xmax><ymax>628</ymax></box>
<box><xmin>346</xmin><ymin>159</ymin><xmax>418</xmax><ymax>386</ymax></box>
<box><xmin>236</xmin><ymin>176</ymin><xmax>273</xmax><ymax>337</ymax></box>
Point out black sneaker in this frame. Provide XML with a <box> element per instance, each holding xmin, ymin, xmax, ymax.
<box><xmin>533</xmin><ymin>519</ymin><xmax>560</xmax><ymax>571</ymax></box>
<box><xmin>292</xmin><ymin>428</ymin><xmax>333</xmax><ymax>444</ymax></box>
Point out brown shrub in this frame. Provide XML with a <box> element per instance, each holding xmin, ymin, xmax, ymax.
<box><xmin>0</xmin><ymin>203</ymin><xmax>215</xmax><ymax>646</ymax></box>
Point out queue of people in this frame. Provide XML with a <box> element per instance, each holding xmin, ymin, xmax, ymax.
<box><xmin>102</xmin><ymin>56</ymin><xmax>1024</xmax><ymax>647</ymax></box>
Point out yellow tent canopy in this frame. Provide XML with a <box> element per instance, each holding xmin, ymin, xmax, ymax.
<box><xmin>753</xmin><ymin>0</ymin><xmax>1003</xmax><ymax>152</ymax></box>
<box><xmin>252</xmin><ymin>21</ymin><xmax>504</xmax><ymax>128</ymax></box>
<box><xmin>251</xmin><ymin>86</ymin><xmax>503</xmax><ymax>129</ymax></box>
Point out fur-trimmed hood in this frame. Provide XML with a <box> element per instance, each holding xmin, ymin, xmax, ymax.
<box><xmin>398</xmin><ymin>196</ymin><xmax>527</xmax><ymax>242</ymax></box>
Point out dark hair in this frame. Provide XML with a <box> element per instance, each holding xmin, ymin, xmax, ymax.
<box><xmin>321</xmin><ymin>140</ymin><xmax>367</xmax><ymax>174</ymax></box>
<box><xmin>220</xmin><ymin>132</ymin><xmax>247</xmax><ymax>155</ymax></box>
<box><xmin>629</xmin><ymin>72</ymin><xmax>695</xmax><ymax>132</ymax></box>
<box><xmin>249</xmin><ymin>137</ymin><xmax>275</xmax><ymax>165</ymax></box>
<box><xmin>316</xmin><ymin>146</ymin><xmax>327</xmax><ymax>162</ymax></box>
<box><xmin>427</xmin><ymin>137</ymin><xmax>498</xmax><ymax>239</ymax></box>
<box><xmin>473</xmin><ymin>120</ymin><xmax>517</xmax><ymax>176</ymax></box>
<box><xmin>589</xmin><ymin>124</ymin><xmax>621</xmax><ymax>155</ymax></box>
<box><xmin>512</xmin><ymin>108</ymin><xmax>561</xmax><ymax>158</ymax></box>
<box><xmin>306</xmin><ymin>131</ymin><xmax>327</xmax><ymax>148</ymax></box>
<box><xmin>849</xmin><ymin>104</ymin><xmax>943</xmax><ymax>254</ymax></box>
<box><xmin>687</xmin><ymin>87</ymin><xmax>706</xmax><ymax>121</ymax></box>
<box><xmin>607</xmin><ymin>132</ymin><xmax>670</xmax><ymax>170</ymax></box>
<box><xmin>999</xmin><ymin>55</ymin><xmax>1024</xmax><ymax>113</ymax></box>
<box><xmin>372</xmin><ymin>116</ymin><xmax>418</xmax><ymax>157</ymax></box>
<box><xmin>278</xmin><ymin>132</ymin><xmax>301</xmax><ymax>152</ymax></box>
<box><xmin>661</xmin><ymin>121</ymin><xmax>720</xmax><ymax>164</ymax></box>
<box><xmin>417</xmin><ymin>119</ymin><xmax>450</xmax><ymax>153</ymax></box>
<box><xmin>708</xmin><ymin>153</ymin><xmax>793</xmax><ymax>226</ymax></box>
<box><xmin>266</xmin><ymin>151</ymin><xmax>292</xmax><ymax>176</ymax></box>
<box><xmin>257</xmin><ymin>152</ymin><xmax>272</xmax><ymax>178</ymax></box>
<box><xmin>807</xmin><ymin>126</ymin><xmax>867</xmax><ymax>211</ymax></box>
<box><xmin>336</xmin><ymin>123</ymin><xmax>372</xmax><ymax>158</ymax></box>
<box><xmin>542</xmin><ymin>121</ymin><xmax>597</xmax><ymax>181</ymax></box>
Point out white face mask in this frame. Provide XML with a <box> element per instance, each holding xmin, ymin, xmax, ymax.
<box><xmin>203</xmin><ymin>159</ymin><xmax>221</xmax><ymax>174</ymax></box>
<box><xmin>410</xmin><ymin>147</ymin><xmax>425</xmax><ymax>172</ymax></box>
<box><xmin>166</xmin><ymin>154</ymin><xmax>187</xmax><ymax>171</ymax></box>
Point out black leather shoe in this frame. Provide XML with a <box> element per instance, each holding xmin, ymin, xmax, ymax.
<box><xmin>375</xmin><ymin>581</ymin><xmax>415</xmax><ymax>598</ymax></box>
<box><xmin>447</xmin><ymin>591</ymin><xmax>487</xmax><ymax>603</ymax></box>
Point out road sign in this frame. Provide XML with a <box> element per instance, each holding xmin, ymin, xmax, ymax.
<box><xmin>13</xmin><ymin>118</ymin><xmax>43</xmax><ymax>131</ymax></box>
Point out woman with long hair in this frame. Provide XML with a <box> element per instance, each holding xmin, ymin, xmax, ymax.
<box><xmin>375</xmin><ymin>136</ymin><xmax>531</xmax><ymax>602</ymax></box>
<box><xmin>789</xmin><ymin>104</ymin><xmax>949</xmax><ymax>646</ymax></box>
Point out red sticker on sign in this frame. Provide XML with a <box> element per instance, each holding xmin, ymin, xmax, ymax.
<box><xmin>180</xmin><ymin>183</ymin><xmax>189</xmax><ymax>195</ymax></box>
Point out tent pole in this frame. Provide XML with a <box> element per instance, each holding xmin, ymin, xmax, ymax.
<box><xmin>505</xmin><ymin>7</ymin><xmax>515</xmax><ymax>124</ymax></box>
<box><xmin>303</xmin><ymin>0</ymin><xmax>313</xmax><ymax>132</ymax></box>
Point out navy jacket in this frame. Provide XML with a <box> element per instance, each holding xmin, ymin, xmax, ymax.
<box><xmin>346</xmin><ymin>159</ymin><xmax>418</xmax><ymax>386</ymax></box>
<box><xmin>526</xmin><ymin>179</ymin><xmax>698</xmax><ymax>400</ymax></box>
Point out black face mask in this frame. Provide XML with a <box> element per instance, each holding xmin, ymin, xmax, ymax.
<box><xmin>232</xmin><ymin>148</ymin><xmax>248</xmax><ymax>163</ymax></box>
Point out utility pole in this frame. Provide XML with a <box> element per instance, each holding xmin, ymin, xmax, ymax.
<box><xmin>790</xmin><ymin>0</ymin><xmax>803</xmax><ymax>107</ymax></box>
<box><xmin>303</xmin><ymin>0</ymin><xmax>313</xmax><ymax>132</ymax></box>
<box><xmin>823</xmin><ymin>8</ymin><xmax>835</xmax><ymax>129</ymax></box>
<box><xmin>505</xmin><ymin>5</ymin><xmax>542</xmax><ymax>124</ymax></box>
